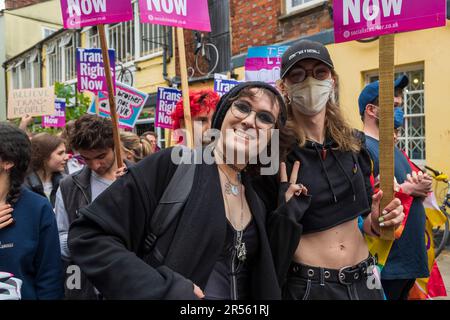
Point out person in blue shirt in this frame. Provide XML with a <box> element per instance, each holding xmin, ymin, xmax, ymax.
<box><xmin>0</xmin><ymin>123</ymin><xmax>63</xmax><ymax>300</ymax></box>
<box><xmin>359</xmin><ymin>75</ymin><xmax>432</xmax><ymax>300</ymax></box>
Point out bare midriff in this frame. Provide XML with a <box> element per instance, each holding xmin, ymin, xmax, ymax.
<box><xmin>293</xmin><ymin>218</ymin><xmax>369</xmax><ymax>269</ymax></box>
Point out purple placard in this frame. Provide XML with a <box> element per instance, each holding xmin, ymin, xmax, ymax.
<box><xmin>76</xmin><ymin>48</ymin><xmax>115</xmax><ymax>95</ymax></box>
<box><xmin>155</xmin><ymin>87</ymin><xmax>181</xmax><ymax>129</ymax></box>
<box><xmin>60</xmin><ymin>0</ymin><xmax>134</xmax><ymax>29</ymax></box>
<box><xmin>333</xmin><ymin>0</ymin><xmax>447</xmax><ymax>43</ymax></box>
<box><xmin>139</xmin><ymin>0</ymin><xmax>211</xmax><ymax>32</ymax></box>
<box><xmin>43</xmin><ymin>100</ymin><xmax>66</xmax><ymax>128</ymax></box>
<box><xmin>214</xmin><ymin>78</ymin><xmax>240</xmax><ymax>97</ymax></box>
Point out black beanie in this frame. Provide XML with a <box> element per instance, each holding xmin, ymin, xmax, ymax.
<box><xmin>211</xmin><ymin>81</ymin><xmax>287</xmax><ymax>130</ymax></box>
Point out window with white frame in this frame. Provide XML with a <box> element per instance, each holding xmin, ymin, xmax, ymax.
<box><xmin>367</xmin><ymin>67</ymin><xmax>426</xmax><ymax>162</ymax></box>
<box><xmin>46</xmin><ymin>32</ymin><xmax>78</xmax><ymax>85</ymax></box>
<box><xmin>285</xmin><ymin>0</ymin><xmax>327</xmax><ymax>14</ymax></box>
<box><xmin>42</xmin><ymin>27</ymin><xmax>57</xmax><ymax>39</ymax></box>
<box><xmin>9</xmin><ymin>51</ymin><xmax>41</xmax><ymax>90</ymax></box>
<box><xmin>86</xmin><ymin>2</ymin><xmax>164</xmax><ymax>63</ymax></box>
<box><xmin>47</xmin><ymin>41</ymin><xmax>62</xmax><ymax>85</ymax></box>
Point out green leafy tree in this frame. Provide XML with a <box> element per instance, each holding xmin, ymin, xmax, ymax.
<box><xmin>31</xmin><ymin>82</ymin><xmax>91</xmax><ymax>134</ymax></box>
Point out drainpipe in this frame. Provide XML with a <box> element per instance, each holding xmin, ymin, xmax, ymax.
<box><xmin>162</xmin><ymin>26</ymin><xmax>174</xmax><ymax>86</ymax></box>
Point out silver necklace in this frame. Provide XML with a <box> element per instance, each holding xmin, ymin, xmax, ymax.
<box><xmin>235</xmin><ymin>188</ymin><xmax>247</xmax><ymax>262</ymax></box>
<box><xmin>218</xmin><ymin>165</ymin><xmax>241</xmax><ymax>196</ymax></box>
<box><xmin>221</xmin><ymin>177</ymin><xmax>247</xmax><ymax>262</ymax></box>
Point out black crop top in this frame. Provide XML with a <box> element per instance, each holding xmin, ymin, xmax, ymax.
<box><xmin>284</xmin><ymin>136</ymin><xmax>373</xmax><ymax>234</ymax></box>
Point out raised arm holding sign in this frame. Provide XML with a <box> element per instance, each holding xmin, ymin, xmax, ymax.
<box><xmin>139</xmin><ymin>0</ymin><xmax>212</xmax><ymax>148</ymax></box>
<box><xmin>333</xmin><ymin>0</ymin><xmax>447</xmax><ymax>239</ymax></box>
<box><xmin>60</xmin><ymin>0</ymin><xmax>134</xmax><ymax>168</ymax></box>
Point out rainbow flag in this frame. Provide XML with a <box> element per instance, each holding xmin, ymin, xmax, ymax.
<box><xmin>408</xmin><ymin>192</ymin><xmax>447</xmax><ymax>300</ymax></box>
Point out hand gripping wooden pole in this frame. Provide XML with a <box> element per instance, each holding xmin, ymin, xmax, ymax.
<box><xmin>379</xmin><ymin>34</ymin><xmax>396</xmax><ymax>240</ymax></box>
<box><xmin>98</xmin><ymin>24</ymin><xmax>123</xmax><ymax>168</ymax></box>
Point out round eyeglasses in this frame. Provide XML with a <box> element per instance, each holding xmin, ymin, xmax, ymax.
<box><xmin>230</xmin><ymin>101</ymin><xmax>277</xmax><ymax>129</ymax></box>
<box><xmin>286</xmin><ymin>64</ymin><xmax>331</xmax><ymax>84</ymax></box>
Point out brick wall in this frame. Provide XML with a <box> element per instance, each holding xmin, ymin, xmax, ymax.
<box><xmin>5</xmin><ymin>0</ymin><xmax>48</xmax><ymax>10</ymax></box>
<box><xmin>230</xmin><ymin>0</ymin><xmax>332</xmax><ymax>56</ymax></box>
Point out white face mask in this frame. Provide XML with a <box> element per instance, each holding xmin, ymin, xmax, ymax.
<box><xmin>287</xmin><ymin>77</ymin><xmax>334</xmax><ymax>116</ymax></box>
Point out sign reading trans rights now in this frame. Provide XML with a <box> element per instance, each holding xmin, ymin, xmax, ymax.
<box><xmin>333</xmin><ymin>0</ymin><xmax>447</xmax><ymax>43</ymax></box>
<box><xmin>76</xmin><ymin>48</ymin><xmax>116</xmax><ymax>95</ymax></box>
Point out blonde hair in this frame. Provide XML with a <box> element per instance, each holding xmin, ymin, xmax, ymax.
<box><xmin>120</xmin><ymin>132</ymin><xmax>152</xmax><ymax>163</ymax></box>
<box><xmin>280</xmin><ymin>71</ymin><xmax>361</xmax><ymax>153</ymax></box>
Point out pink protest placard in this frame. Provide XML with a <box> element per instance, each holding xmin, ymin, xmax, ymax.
<box><xmin>43</xmin><ymin>100</ymin><xmax>66</xmax><ymax>128</ymax></box>
<box><xmin>60</xmin><ymin>0</ymin><xmax>134</xmax><ymax>29</ymax></box>
<box><xmin>139</xmin><ymin>0</ymin><xmax>211</xmax><ymax>32</ymax></box>
<box><xmin>333</xmin><ymin>0</ymin><xmax>447</xmax><ymax>43</ymax></box>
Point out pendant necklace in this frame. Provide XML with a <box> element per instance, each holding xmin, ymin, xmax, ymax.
<box><xmin>218</xmin><ymin>165</ymin><xmax>241</xmax><ymax>196</ymax></box>
<box><xmin>235</xmin><ymin>186</ymin><xmax>247</xmax><ymax>262</ymax></box>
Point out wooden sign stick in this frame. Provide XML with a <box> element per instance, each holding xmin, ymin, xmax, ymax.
<box><xmin>379</xmin><ymin>34</ymin><xmax>396</xmax><ymax>240</ymax></box>
<box><xmin>98</xmin><ymin>24</ymin><xmax>123</xmax><ymax>168</ymax></box>
<box><xmin>176</xmin><ymin>27</ymin><xmax>194</xmax><ymax>148</ymax></box>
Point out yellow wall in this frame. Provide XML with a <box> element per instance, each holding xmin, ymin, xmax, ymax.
<box><xmin>4</xmin><ymin>0</ymin><xmax>61</xmax><ymax>58</ymax></box>
<box><xmin>328</xmin><ymin>21</ymin><xmax>450</xmax><ymax>182</ymax></box>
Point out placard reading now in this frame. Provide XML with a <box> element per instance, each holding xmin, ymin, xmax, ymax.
<box><xmin>7</xmin><ymin>87</ymin><xmax>55</xmax><ymax>119</ymax></box>
<box><xmin>60</xmin><ymin>0</ymin><xmax>134</xmax><ymax>29</ymax></box>
<box><xmin>139</xmin><ymin>0</ymin><xmax>211</xmax><ymax>32</ymax></box>
<box><xmin>333</xmin><ymin>0</ymin><xmax>447</xmax><ymax>43</ymax></box>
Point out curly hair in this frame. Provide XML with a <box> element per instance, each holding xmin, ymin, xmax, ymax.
<box><xmin>0</xmin><ymin>123</ymin><xmax>31</xmax><ymax>206</ymax></box>
<box><xmin>69</xmin><ymin>115</ymin><xmax>114</xmax><ymax>151</ymax></box>
<box><xmin>171</xmin><ymin>89</ymin><xmax>220</xmax><ymax>130</ymax></box>
<box><xmin>29</xmin><ymin>133</ymin><xmax>64</xmax><ymax>175</ymax></box>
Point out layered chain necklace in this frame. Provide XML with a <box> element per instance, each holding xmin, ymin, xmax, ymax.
<box><xmin>215</xmin><ymin>150</ymin><xmax>247</xmax><ymax>262</ymax></box>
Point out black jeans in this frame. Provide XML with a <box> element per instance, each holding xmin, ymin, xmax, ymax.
<box><xmin>283</xmin><ymin>256</ymin><xmax>385</xmax><ymax>300</ymax></box>
<box><xmin>381</xmin><ymin>279</ymin><xmax>416</xmax><ymax>300</ymax></box>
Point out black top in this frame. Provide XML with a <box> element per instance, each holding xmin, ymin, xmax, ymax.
<box><xmin>286</xmin><ymin>137</ymin><xmax>372</xmax><ymax>233</ymax></box>
<box><xmin>252</xmin><ymin>132</ymin><xmax>373</xmax><ymax>285</ymax></box>
<box><xmin>68</xmin><ymin>148</ymin><xmax>282</xmax><ymax>299</ymax></box>
<box><xmin>204</xmin><ymin>219</ymin><xmax>259</xmax><ymax>300</ymax></box>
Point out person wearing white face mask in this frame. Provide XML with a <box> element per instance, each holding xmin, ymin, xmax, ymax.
<box><xmin>253</xmin><ymin>40</ymin><xmax>405</xmax><ymax>300</ymax></box>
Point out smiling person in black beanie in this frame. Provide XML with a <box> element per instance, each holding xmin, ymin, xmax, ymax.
<box><xmin>68</xmin><ymin>81</ymin><xmax>303</xmax><ymax>300</ymax></box>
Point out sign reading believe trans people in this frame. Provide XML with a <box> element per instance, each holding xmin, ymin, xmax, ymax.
<box><xmin>138</xmin><ymin>0</ymin><xmax>211</xmax><ymax>32</ymax></box>
<box><xmin>245</xmin><ymin>46</ymin><xmax>288</xmax><ymax>86</ymax></box>
<box><xmin>333</xmin><ymin>0</ymin><xmax>447</xmax><ymax>43</ymax></box>
<box><xmin>87</xmin><ymin>82</ymin><xmax>148</xmax><ymax>129</ymax></box>
<box><xmin>60</xmin><ymin>0</ymin><xmax>134</xmax><ymax>29</ymax></box>
<box><xmin>155</xmin><ymin>87</ymin><xmax>182</xmax><ymax>129</ymax></box>
<box><xmin>76</xmin><ymin>48</ymin><xmax>116</xmax><ymax>95</ymax></box>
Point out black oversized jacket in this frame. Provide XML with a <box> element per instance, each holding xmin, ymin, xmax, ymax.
<box><xmin>68</xmin><ymin>148</ymin><xmax>296</xmax><ymax>300</ymax></box>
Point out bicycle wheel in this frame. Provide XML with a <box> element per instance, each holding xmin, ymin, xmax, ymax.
<box><xmin>195</xmin><ymin>43</ymin><xmax>219</xmax><ymax>76</ymax></box>
<box><xmin>433</xmin><ymin>214</ymin><xmax>449</xmax><ymax>258</ymax></box>
<box><xmin>118</xmin><ymin>68</ymin><xmax>134</xmax><ymax>86</ymax></box>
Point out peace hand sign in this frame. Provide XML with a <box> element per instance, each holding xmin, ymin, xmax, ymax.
<box><xmin>280</xmin><ymin>161</ymin><xmax>308</xmax><ymax>203</ymax></box>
